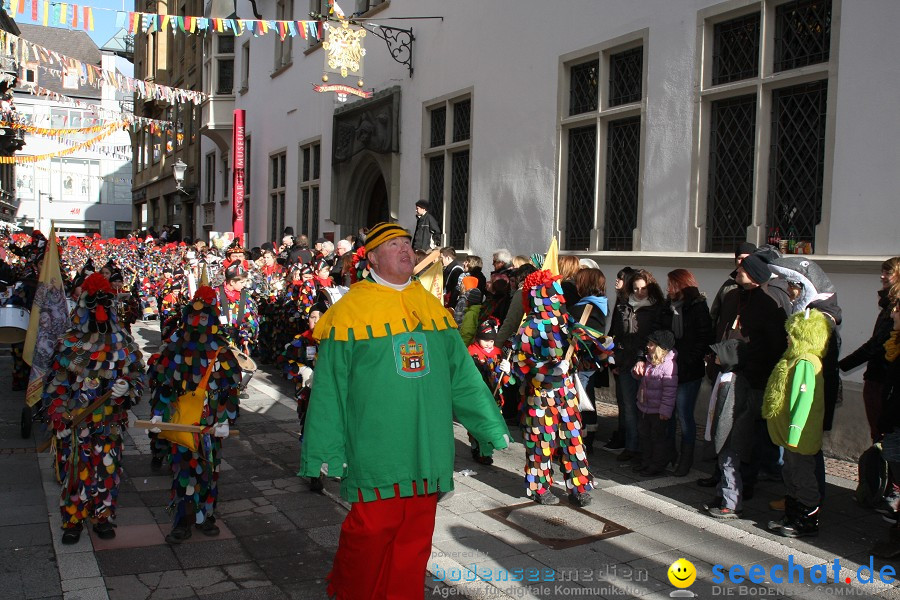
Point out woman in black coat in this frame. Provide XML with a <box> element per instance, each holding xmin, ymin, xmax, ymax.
<box><xmin>662</xmin><ymin>269</ymin><xmax>713</xmax><ymax>476</ymax></box>
<box><xmin>608</xmin><ymin>269</ymin><xmax>666</xmax><ymax>461</ymax></box>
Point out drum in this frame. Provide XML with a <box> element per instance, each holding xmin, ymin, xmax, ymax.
<box><xmin>321</xmin><ymin>286</ymin><xmax>348</xmax><ymax>308</ymax></box>
<box><xmin>142</xmin><ymin>296</ymin><xmax>159</xmax><ymax>320</ymax></box>
<box><xmin>0</xmin><ymin>305</ymin><xmax>30</xmax><ymax>343</ymax></box>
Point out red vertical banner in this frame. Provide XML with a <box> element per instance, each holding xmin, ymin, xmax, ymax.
<box><xmin>232</xmin><ymin>109</ymin><xmax>246</xmax><ymax>245</ymax></box>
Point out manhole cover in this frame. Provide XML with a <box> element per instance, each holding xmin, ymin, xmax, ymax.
<box><xmin>483</xmin><ymin>502</ymin><xmax>629</xmax><ymax>549</ymax></box>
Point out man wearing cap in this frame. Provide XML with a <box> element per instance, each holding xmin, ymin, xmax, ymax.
<box><xmin>412</xmin><ymin>199</ymin><xmax>442</xmax><ymax>252</ymax></box>
<box><xmin>710</xmin><ymin>242</ymin><xmax>757</xmax><ymax>331</ymax></box>
<box><xmin>299</xmin><ymin>221</ymin><xmax>510</xmax><ymax>600</ymax></box>
<box><xmin>714</xmin><ymin>253</ymin><xmax>788</xmax><ymax>497</ymax></box>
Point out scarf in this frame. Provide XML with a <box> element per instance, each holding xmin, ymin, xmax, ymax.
<box><xmin>670</xmin><ymin>299</ymin><xmax>684</xmax><ymax>339</ymax></box>
<box><xmin>885</xmin><ymin>330</ymin><xmax>900</xmax><ymax>363</ymax></box>
<box><xmin>628</xmin><ymin>294</ymin><xmax>653</xmax><ymax>311</ymax></box>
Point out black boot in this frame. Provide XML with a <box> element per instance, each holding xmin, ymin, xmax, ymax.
<box><xmin>61</xmin><ymin>523</ymin><xmax>83</xmax><ymax>545</ymax></box>
<box><xmin>674</xmin><ymin>442</ymin><xmax>695</xmax><ymax>477</ymax></box>
<box><xmin>780</xmin><ymin>502</ymin><xmax>819</xmax><ymax>538</ymax></box>
<box><xmin>166</xmin><ymin>518</ymin><xmax>193</xmax><ymax>544</ymax></box>
<box><xmin>768</xmin><ymin>496</ymin><xmax>798</xmax><ymax>533</ymax></box>
<box><xmin>583</xmin><ymin>432</ymin><xmax>595</xmax><ymax>455</ymax></box>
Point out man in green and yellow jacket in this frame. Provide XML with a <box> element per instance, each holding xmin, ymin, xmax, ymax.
<box><xmin>300</xmin><ymin>222</ymin><xmax>510</xmax><ymax>600</ymax></box>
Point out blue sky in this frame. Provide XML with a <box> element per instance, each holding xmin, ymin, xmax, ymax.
<box><xmin>10</xmin><ymin>0</ymin><xmax>134</xmax><ymax>48</ymax></box>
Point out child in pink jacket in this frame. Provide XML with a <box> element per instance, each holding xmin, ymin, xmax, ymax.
<box><xmin>633</xmin><ymin>330</ymin><xmax>678</xmax><ymax>476</ymax></box>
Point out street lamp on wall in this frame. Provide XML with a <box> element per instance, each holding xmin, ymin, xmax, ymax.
<box><xmin>173</xmin><ymin>158</ymin><xmax>189</xmax><ymax>194</ymax></box>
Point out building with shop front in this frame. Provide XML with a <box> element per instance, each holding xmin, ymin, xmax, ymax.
<box><xmin>162</xmin><ymin>0</ymin><xmax>899</xmax><ymax>459</ymax></box>
<box><xmin>130</xmin><ymin>0</ymin><xmax>204</xmax><ymax>241</ymax></box>
<box><xmin>12</xmin><ymin>24</ymin><xmax>133</xmax><ymax>237</ymax></box>
<box><xmin>0</xmin><ymin>11</ymin><xmax>24</xmax><ymax>225</ymax></box>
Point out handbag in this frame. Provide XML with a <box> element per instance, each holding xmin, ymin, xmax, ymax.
<box><xmin>573</xmin><ymin>372</ymin><xmax>595</xmax><ymax>413</ymax></box>
<box><xmin>159</xmin><ymin>349</ymin><xmax>222</xmax><ymax>452</ymax></box>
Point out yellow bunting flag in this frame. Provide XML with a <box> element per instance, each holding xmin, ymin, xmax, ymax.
<box><xmin>42</xmin><ymin>0</ymin><xmax>48</xmax><ymax>25</ymax></box>
<box><xmin>59</xmin><ymin>3</ymin><xmax>67</xmax><ymax>24</ymax></box>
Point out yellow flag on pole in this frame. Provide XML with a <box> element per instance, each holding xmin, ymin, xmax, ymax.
<box><xmin>23</xmin><ymin>228</ymin><xmax>71</xmax><ymax>407</ymax></box>
<box><xmin>416</xmin><ymin>259</ymin><xmax>444</xmax><ymax>302</ymax></box>
<box><xmin>544</xmin><ymin>236</ymin><xmax>559</xmax><ymax>276</ymax></box>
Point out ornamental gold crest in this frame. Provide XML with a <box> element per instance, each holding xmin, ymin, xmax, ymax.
<box><xmin>323</xmin><ymin>20</ymin><xmax>366</xmax><ymax>79</ymax></box>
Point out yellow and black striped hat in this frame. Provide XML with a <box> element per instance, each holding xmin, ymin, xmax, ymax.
<box><xmin>364</xmin><ymin>222</ymin><xmax>411</xmax><ymax>253</ymax></box>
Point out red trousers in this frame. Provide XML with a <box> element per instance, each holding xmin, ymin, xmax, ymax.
<box><xmin>328</xmin><ymin>487</ymin><xmax>438</xmax><ymax>600</ymax></box>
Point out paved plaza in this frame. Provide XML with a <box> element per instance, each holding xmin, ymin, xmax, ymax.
<box><xmin>1</xmin><ymin>322</ymin><xmax>898</xmax><ymax>599</ymax></box>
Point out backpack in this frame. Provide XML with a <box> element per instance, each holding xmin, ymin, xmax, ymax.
<box><xmin>856</xmin><ymin>443</ymin><xmax>890</xmax><ymax>508</ymax></box>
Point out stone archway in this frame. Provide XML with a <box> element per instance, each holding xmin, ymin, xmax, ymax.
<box><xmin>366</xmin><ymin>174</ymin><xmax>389</xmax><ymax>226</ymax></box>
<box><xmin>329</xmin><ymin>87</ymin><xmax>401</xmax><ymax>236</ymax></box>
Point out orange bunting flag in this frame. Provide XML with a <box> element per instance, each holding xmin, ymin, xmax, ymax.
<box><xmin>16</xmin><ymin>0</ymin><xmax>24</xmax><ymax>14</ymax></box>
<box><xmin>31</xmin><ymin>0</ymin><xmax>37</xmax><ymax>21</ymax></box>
<box><xmin>83</xmin><ymin>6</ymin><xmax>93</xmax><ymax>30</ymax></box>
<box><xmin>71</xmin><ymin>4</ymin><xmax>78</xmax><ymax>28</ymax></box>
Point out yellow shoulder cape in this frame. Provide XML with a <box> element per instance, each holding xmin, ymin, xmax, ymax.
<box><xmin>313</xmin><ymin>280</ymin><xmax>457</xmax><ymax>341</ymax></box>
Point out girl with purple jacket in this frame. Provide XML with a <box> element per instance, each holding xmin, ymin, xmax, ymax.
<box><xmin>633</xmin><ymin>330</ymin><xmax>679</xmax><ymax>476</ymax></box>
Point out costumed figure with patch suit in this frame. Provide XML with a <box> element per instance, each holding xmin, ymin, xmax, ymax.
<box><xmin>43</xmin><ymin>273</ymin><xmax>145</xmax><ymax>545</ymax></box>
<box><xmin>503</xmin><ymin>269</ymin><xmax>600</xmax><ymax>507</ymax></box>
<box><xmin>298</xmin><ymin>222</ymin><xmax>510</xmax><ymax>600</ymax></box>
<box><xmin>763</xmin><ymin>308</ymin><xmax>832</xmax><ymax>538</ymax></box>
<box><xmin>147</xmin><ymin>286</ymin><xmax>242</xmax><ymax>544</ymax></box>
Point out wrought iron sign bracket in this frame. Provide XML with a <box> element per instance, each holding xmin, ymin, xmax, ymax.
<box><xmin>363</xmin><ymin>23</ymin><xmax>415</xmax><ymax>77</ymax></box>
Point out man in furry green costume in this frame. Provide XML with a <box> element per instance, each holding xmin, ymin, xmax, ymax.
<box><xmin>763</xmin><ymin>308</ymin><xmax>832</xmax><ymax>537</ymax></box>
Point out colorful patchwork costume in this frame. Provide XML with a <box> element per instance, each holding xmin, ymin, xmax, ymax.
<box><xmin>43</xmin><ymin>273</ymin><xmax>145</xmax><ymax>543</ymax></box>
<box><xmin>299</xmin><ymin>222</ymin><xmax>510</xmax><ymax>600</ymax></box>
<box><xmin>510</xmin><ymin>269</ymin><xmax>595</xmax><ymax>505</ymax></box>
<box><xmin>147</xmin><ymin>286</ymin><xmax>242</xmax><ymax>543</ymax></box>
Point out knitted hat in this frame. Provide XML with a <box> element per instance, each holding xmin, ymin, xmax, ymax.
<box><xmin>364</xmin><ymin>222</ymin><xmax>411</xmax><ymax>254</ymax></box>
<box><xmin>648</xmin><ymin>329</ymin><xmax>675</xmax><ymax>351</ymax></box>
<box><xmin>734</xmin><ymin>242</ymin><xmax>757</xmax><ymax>257</ymax></box>
<box><xmin>740</xmin><ymin>254</ymin><xmax>771</xmax><ymax>285</ymax></box>
<box><xmin>460</xmin><ymin>276</ymin><xmax>478</xmax><ymax>292</ymax></box>
<box><xmin>467</xmin><ymin>288</ymin><xmax>483</xmax><ymax>305</ymax></box>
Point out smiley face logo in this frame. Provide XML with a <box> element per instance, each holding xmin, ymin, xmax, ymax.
<box><xmin>668</xmin><ymin>558</ymin><xmax>696</xmax><ymax>588</ymax></box>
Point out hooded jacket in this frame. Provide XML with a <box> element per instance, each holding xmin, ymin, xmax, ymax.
<box><xmin>636</xmin><ymin>349</ymin><xmax>678</xmax><ymax>418</ymax></box>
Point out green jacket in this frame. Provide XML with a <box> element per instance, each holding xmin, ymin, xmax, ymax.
<box><xmin>766</xmin><ymin>353</ymin><xmax>824</xmax><ymax>455</ymax></box>
<box><xmin>459</xmin><ymin>304</ymin><xmax>483</xmax><ymax>346</ymax></box>
<box><xmin>298</xmin><ymin>280</ymin><xmax>510</xmax><ymax>503</ymax></box>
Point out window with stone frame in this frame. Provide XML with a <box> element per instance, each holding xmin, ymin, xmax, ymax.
<box><xmin>423</xmin><ymin>95</ymin><xmax>471</xmax><ymax>249</ymax></box>
<box><xmin>270</xmin><ymin>152</ymin><xmax>287</xmax><ymax>243</ymax></box>
<box><xmin>560</xmin><ymin>40</ymin><xmax>644</xmax><ymax>252</ymax></box>
<box><xmin>275</xmin><ymin>0</ymin><xmax>294</xmax><ymax>69</ymax></box>
<box><xmin>299</xmin><ymin>141</ymin><xmax>321</xmax><ymax>239</ymax></box>
<box><xmin>701</xmin><ymin>0</ymin><xmax>832</xmax><ymax>253</ymax></box>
